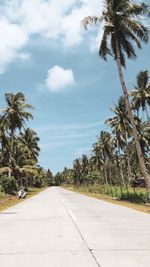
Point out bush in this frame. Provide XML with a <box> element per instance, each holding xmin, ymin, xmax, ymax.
<box><xmin>34</xmin><ymin>178</ymin><xmax>43</xmax><ymax>188</ymax></box>
<box><xmin>0</xmin><ymin>184</ymin><xmax>4</xmax><ymax>195</ymax></box>
<box><xmin>0</xmin><ymin>175</ymin><xmax>17</xmax><ymax>194</ymax></box>
<box><xmin>120</xmin><ymin>191</ymin><xmax>147</xmax><ymax>203</ymax></box>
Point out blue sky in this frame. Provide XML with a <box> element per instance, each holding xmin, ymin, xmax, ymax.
<box><xmin>0</xmin><ymin>0</ymin><xmax>150</xmax><ymax>174</ymax></box>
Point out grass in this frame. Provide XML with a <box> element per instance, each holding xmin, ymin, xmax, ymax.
<box><xmin>0</xmin><ymin>187</ymin><xmax>47</xmax><ymax>212</ymax></box>
<box><xmin>62</xmin><ymin>185</ymin><xmax>150</xmax><ymax>215</ymax></box>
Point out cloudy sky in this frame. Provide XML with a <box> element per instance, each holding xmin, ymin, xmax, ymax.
<box><xmin>0</xmin><ymin>0</ymin><xmax>150</xmax><ymax>173</ymax></box>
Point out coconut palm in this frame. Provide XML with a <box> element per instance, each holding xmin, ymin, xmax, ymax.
<box><xmin>1</xmin><ymin>92</ymin><xmax>33</xmax><ymax>135</ymax></box>
<box><xmin>82</xmin><ymin>0</ymin><xmax>150</xmax><ymax>199</ymax></box>
<box><xmin>0</xmin><ymin>115</ymin><xmax>8</xmax><ymax>153</ymax></box>
<box><xmin>73</xmin><ymin>158</ymin><xmax>82</xmax><ymax>186</ymax></box>
<box><xmin>130</xmin><ymin>70</ymin><xmax>150</xmax><ymax>122</ymax></box>
<box><xmin>19</xmin><ymin>128</ymin><xmax>40</xmax><ymax>163</ymax></box>
<box><xmin>106</xmin><ymin>97</ymin><xmax>132</xmax><ymax>137</ymax></box>
<box><xmin>81</xmin><ymin>154</ymin><xmax>89</xmax><ymax>185</ymax></box>
<box><xmin>92</xmin><ymin>144</ymin><xmax>105</xmax><ymax>177</ymax></box>
<box><xmin>93</xmin><ymin>131</ymin><xmax>113</xmax><ymax>184</ymax></box>
<box><xmin>0</xmin><ymin>92</ymin><xmax>33</xmax><ymax>176</ymax></box>
<box><xmin>111</xmin><ymin>134</ymin><xmax>126</xmax><ymax>185</ymax></box>
<box><xmin>106</xmin><ymin>96</ymin><xmax>133</xmax><ymax>181</ymax></box>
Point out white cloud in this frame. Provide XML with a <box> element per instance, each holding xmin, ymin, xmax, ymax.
<box><xmin>45</xmin><ymin>65</ymin><xmax>75</xmax><ymax>92</ymax></box>
<box><xmin>0</xmin><ymin>0</ymin><xmax>103</xmax><ymax>73</ymax></box>
<box><xmin>0</xmin><ymin>19</ymin><xmax>28</xmax><ymax>73</ymax></box>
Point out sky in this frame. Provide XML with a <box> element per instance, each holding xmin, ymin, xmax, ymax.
<box><xmin>0</xmin><ymin>0</ymin><xmax>150</xmax><ymax>174</ymax></box>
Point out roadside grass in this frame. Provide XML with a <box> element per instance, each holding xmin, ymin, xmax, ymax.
<box><xmin>62</xmin><ymin>185</ymin><xmax>150</xmax><ymax>215</ymax></box>
<box><xmin>0</xmin><ymin>187</ymin><xmax>48</xmax><ymax>212</ymax></box>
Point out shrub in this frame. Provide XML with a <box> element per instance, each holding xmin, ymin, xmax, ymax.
<box><xmin>0</xmin><ymin>184</ymin><xmax>4</xmax><ymax>195</ymax></box>
<box><xmin>120</xmin><ymin>191</ymin><xmax>147</xmax><ymax>203</ymax></box>
<box><xmin>34</xmin><ymin>177</ymin><xmax>43</xmax><ymax>188</ymax></box>
<box><xmin>0</xmin><ymin>175</ymin><xmax>17</xmax><ymax>194</ymax></box>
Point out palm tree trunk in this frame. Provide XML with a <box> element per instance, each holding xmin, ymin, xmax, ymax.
<box><xmin>104</xmin><ymin>165</ymin><xmax>108</xmax><ymax>184</ymax></box>
<box><xmin>118</xmin><ymin>148</ymin><xmax>125</xmax><ymax>185</ymax></box>
<box><xmin>8</xmin><ymin>153</ymin><xmax>12</xmax><ymax>178</ymax></box>
<box><xmin>115</xmin><ymin>40</ymin><xmax>150</xmax><ymax>201</ymax></box>
<box><xmin>145</xmin><ymin>105</ymin><xmax>150</xmax><ymax>125</ymax></box>
<box><xmin>120</xmin><ymin>160</ymin><xmax>125</xmax><ymax>185</ymax></box>
<box><xmin>124</xmin><ymin>135</ymin><xmax>132</xmax><ymax>182</ymax></box>
<box><xmin>8</xmin><ymin>167</ymin><xmax>12</xmax><ymax>178</ymax></box>
<box><xmin>127</xmin><ymin>152</ymin><xmax>132</xmax><ymax>182</ymax></box>
<box><xmin>108</xmin><ymin>162</ymin><xmax>112</xmax><ymax>185</ymax></box>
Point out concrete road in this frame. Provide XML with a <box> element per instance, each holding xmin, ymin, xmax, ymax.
<box><xmin>0</xmin><ymin>187</ymin><xmax>150</xmax><ymax>267</ymax></box>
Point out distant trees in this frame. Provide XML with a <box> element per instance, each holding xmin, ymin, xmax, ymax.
<box><xmin>58</xmin><ymin>74</ymin><xmax>150</xmax><ymax>193</ymax></box>
<box><xmin>0</xmin><ymin>92</ymin><xmax>52</xmax><ymax>193</ymax></box>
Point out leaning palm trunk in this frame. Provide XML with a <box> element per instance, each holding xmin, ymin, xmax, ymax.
<box><xmin>116</xmin><ymin>40</ymin><xmax>150</xmax><ymax>200</ymax></box>
<box><xmin>145</xmin><ymin>105</ymin><xmax>150</xmax><ymax>126</ymax></box>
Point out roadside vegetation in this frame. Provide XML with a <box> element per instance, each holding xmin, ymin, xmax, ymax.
<box><xmin>55</xmin><ymin>0</ymin><xmax>150</xmax><ymax>206</ymax></box>
<box><xmin>0</xmin><ymin>92</ymin><xmax>53</xmax><ymax>203</ymax></box>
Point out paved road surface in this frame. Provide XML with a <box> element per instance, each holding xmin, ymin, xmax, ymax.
<box><xmin>0</xmin><ymin>187</ymin><xmax>150</xmax><ymax>267</ymax></box>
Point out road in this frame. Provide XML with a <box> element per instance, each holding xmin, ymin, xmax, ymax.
<box><xmin>0</xmin><ymin>187</ymin><xmax>150</xmax><ymax>267</ymax></box>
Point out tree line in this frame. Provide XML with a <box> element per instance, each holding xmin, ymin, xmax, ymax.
<box><xmin>56</xmin><ymin>0</ymin><xmax>150</xmax><ymax>201</ymax></box>
<box><xmin>0</xmin><ymin>92</ymin><xmax>53</xmax><ymax>194</ymax></box>
<box><xmin>57</xmin><ymin>72</ymin><xmax>150</xmax><ymax>188</ymax></box>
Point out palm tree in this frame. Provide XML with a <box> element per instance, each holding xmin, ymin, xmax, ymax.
<box><xmin>19</xmin><ymin>128</ymin><xmax>40</xmax><ymax>163</ymax></box>
<box><xmin>106</xmin><ymin>96</ymin><xmax>133</xmax><ymax>181</ymax></box>
<box><xmin>0</xmin><ymin>92</ymin><xmax>33</xmax><ymax>176</ymax></box>
<box><xmin>73</xmin><ymin>158</ymin><xmax>82</xmax><ymax>186</ymax></box>
<box><xmin>93</xmin><ymin>131</ymin><xmax>113</xmax><ymax>184</ymax></box>
<box><xmin>130</xmin><ymin>70</ymin><xmax>150</xmax><ymax>122</ymax></box>
<box><xmin>111</xmin><ymin>134</ymin><xmax>126</xmax><ymax>185</ymax></box>
<box><xmin>92</xmin><ymin>144</ymin><xmax>105</xmax><ymax>179</ymax></box>
<box><xmin>0</xmin><ymin>115</ymin><xmax>8</xmax><ymax>153</ymax></box>
<box><xmin>82</xmin><ymin>0</ymin><xmax>150</xmax><ymax>200</ymax></box>
<box><xmin>81</xmin><ymin>154</ymin><xmax>89</xmax><ymax>185</ymax></box>
<box><xmin>1</xmin><ymin>93</ymin><xmax>33</xmax><ymax>135</ymax></box>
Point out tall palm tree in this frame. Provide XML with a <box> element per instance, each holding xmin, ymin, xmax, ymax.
<box><xmin>1</xmin><ymin>92</ymin><xmax>33</xmax><ymax>135</ymax></box>
<box><xmin>73</xmin><ymin>158</ymin><xmax>82</xmax><ymax>186</ymax></box>
<box><xmin>19</xmin><ymin>128</ymin><xmax>40</xmax><ymax>163</ymax></box>
<box><xmin>106</xmin><ymin>96</ymin><xmax>133</xmax><ymax>181</ymax></box>
<box><xmin>82</xmin><ymin>0</ymin><xmax>150</xmax><ymax>199</ymax></box>
<box><xmin>93</xmin><ymin>131</ymin><xmax>113</xmax><ymax>184</ymax></box>
<box><xmin>0</xmin><ymin>92</ymin><xmax>33</xmax><ymax>176</ymax></box>
<box><xmin>130</xmin><ymin>70</ymin><xmax>150</xmax><ymax>122</ymax></box>
<box><xmin>0</xmin><ymin>115</ymin><xmax>8</xmax><ymax>153</ymax></box>
<box><xmin>81</xmin><ymin>154</ymin><xmax>89</xmax><ymax>185</ymax></box>
<box><xmin>92</xmin><ymin>144</ymin><xmax>105</xmax><ymax>177</ymax></box>
<box><xmin>106</xmin><ymin>97</ymin><xmax>132</xmax><ymax>137</ymax></box>
<box><xmin>111</xmin><ymin>134</ymin><xmax>126</xmax><ymax>185</ymax></box>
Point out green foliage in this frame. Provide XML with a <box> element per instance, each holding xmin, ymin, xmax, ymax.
<box><xmin>120</xmin><ymin>191</ymin><xmax>147</xmax><ymax>204</ymax></box>
<box><xmin>70</xmin><ymin>184</ymin><xmax>148</xmax><ymax>204</ymax></box>
<box><xmin>0</xmin><ymin>175</ymin><xmax>17</xmax><ymax>194</ymax></box>
<box><xmin>0</xmin><ymin>92</ymin><xmax>50</xmax><ymax>194</ymax></box>
<box><xmin>33</xmin><ymin>179</ymin><xmax>43</xmax><ymax>188</ymax></box>
<box><xmin>0</xmin><ymin>184</ymin><xmax>4</xmax><ymax>195</ymax></box>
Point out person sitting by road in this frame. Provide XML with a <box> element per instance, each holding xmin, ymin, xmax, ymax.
<box><xmin>18</xmin><ymin>188</ymin><xmax>27</xmax><ymax>199</ymax></box>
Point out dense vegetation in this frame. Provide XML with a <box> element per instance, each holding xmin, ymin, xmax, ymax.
<box><xmin>56</xmin><ymin>0</ymin><xmax>150</xmax><ymax>204</ymax></box>
<box><xmin>55</xmin><ymin>77</ymin><xmax>150</xmax><ymax>203</ymax></box>
<box><xmin>0</xmin><ymin>92</ymin><xmax>53</xmax><ymax>195</ymax></box>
